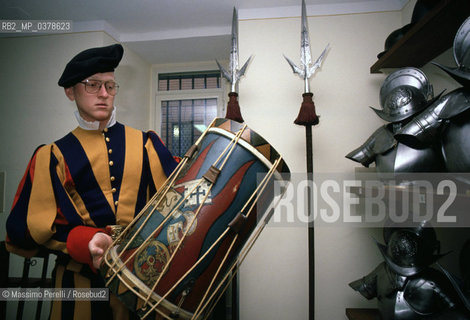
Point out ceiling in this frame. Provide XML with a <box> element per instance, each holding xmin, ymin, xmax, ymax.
<box><xmin>0</xmin><ymin>0</ymin><xmax>408</xmax><ymax>64</ymax></box>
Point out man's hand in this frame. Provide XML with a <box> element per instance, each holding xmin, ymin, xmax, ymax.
<box><xmin>88</xmin><ymin>232</ymin><xmax>113</xmax><ymax>269</ymax></box>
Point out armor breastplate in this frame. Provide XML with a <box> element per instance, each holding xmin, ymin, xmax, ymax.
<box><xmin>375</xmin><ymin>265</ymin><xmax>407</xmax><ymax>320</ymax></box>
<box><xmin>375</xmin><ymin>142</ymin><xmax>445</xmax><ymax>174</ymax></box>
<box><xmin>441</xmin><ymin>109</ymin><xmax>470</xmax><ymax>172</ymax></box>
<box><xmin>396</xmin><ymin>88</ymin><xmax>470</xmax><ymax>148</ymax></box>
<box><xmin>393</xmin><ymin>291</ymin><xmax>418</xmax><ymax>320</ymax></box>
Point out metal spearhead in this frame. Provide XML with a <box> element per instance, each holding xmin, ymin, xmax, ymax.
<box><xmin>284</xmin><ymin>0</ymin><xmax>329</xmax><ymax>93</ymax></box>
<box><xmin>216</xmin><ymin>7</ymin><xmax>252</xmax><ymax>93</ymax></box>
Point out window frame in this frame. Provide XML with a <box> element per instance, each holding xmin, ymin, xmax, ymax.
<box><xmin>152</xmin><ymin>63</ymin><xmax>227</xmax><ymax>134</ymax></box>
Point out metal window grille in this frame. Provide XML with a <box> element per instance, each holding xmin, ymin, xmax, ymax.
<box><xmin>158</xmin><ymin>71</ymin><xmax>221</xmax><ymax>91</ymax></box>
<box><xmin>161</xmin><ymin>98</ymin><xmax>218</xmax><ymax>157</ymax></box>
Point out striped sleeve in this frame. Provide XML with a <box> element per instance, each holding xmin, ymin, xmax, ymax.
<box><xmin>146</xmin><ymin>131</ymin><xmax>178</xmax><ymax>190</ymax></box>
<box><xmin>6</xmin><ymin>144</ymin><xmax>85</xmax><ymax>257</ymax></box>
<box><xmin>6</xmin><ymin>145</ymin><xmax>56</xmax><ymax>256</ymax></box>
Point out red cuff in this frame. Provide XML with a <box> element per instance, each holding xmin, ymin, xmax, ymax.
<box><xmin>66</xmin><ymin>226</ymin><xmax>105</xmax><ymax>271</ymax></box>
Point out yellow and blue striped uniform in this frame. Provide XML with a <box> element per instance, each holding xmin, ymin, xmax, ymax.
<box><xmin>6</xmin><ymin>122</ymin><xmax>177</xmax><ymax>319</ymax></box>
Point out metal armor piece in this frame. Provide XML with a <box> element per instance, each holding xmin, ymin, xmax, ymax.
<box><xmin>349</xmin><ymin>262</ymin><xmax>467</xmax><ymax>320</ymax></box>
<box><xmin>350</xmin><ymin>223</ymin><xmax>469</xmax><ymax>320</ymax></box>
<box><xmin>374</xmin><ymin>140</ymin><xmax>445</xmax><ymax>174</ymax></box>
<box><xmin>371</xmin><ymin>68</ymin><xmax>433</xmax><ymax>122</ymax></box>
<box><xmin>377</xmin><ymin>24</ymin><xmax>412</xmax><ymax>59</ymax></box>
<box><xmin>396</xmin><ymin>88</ymin><xmax>470</xmax><ymax>148</ymax></box>
<box><xmin>376</xmin><ymin>228</ymin><xmax>446</xmax><ymax>277</ymax></box>
<box><xmin>441</xmin><ymin>109</ymin><xmax>470</xmax><ymax>172</ymax></box>
<box><xmin>433</xmin><ymin>16</ymin><xmax>470</xmax><ymax>88</ymax></box>
<box><xmin>382</xmin><ymin>220</ymin><xmax>439</xmax><ymax>253</ymax></box>
<box><xmin>401</xmin><ymin>269</ymin><xmax>460</xmax><ymax>318</ymax></box>
<box><xmin>349</xmin><ymin>262</ymin><xmax>407</xmax><ymax>320</ymax></box>
<box><xmin>346</xmin><ymin>123</ymin><xmax>445</xmax><ymax>173</ymax></box>
<box><xmin>377</xmin><ymin>0</ymin><xmax>440</xmax><ymax>59</ymax></box>
<box><xmin>345</xmin><ymin>125</ymin><xmax>395</xmax><ymax>167</ymax></box>
<box><xmin>460</xmin><ymin>239</ymin><xmax>470</xmax><ymax>290</ymax></box>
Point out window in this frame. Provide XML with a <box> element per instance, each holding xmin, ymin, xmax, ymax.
<box><xmin>156</xmin><ymin>69</ymin><xmax>224</xmax><ymax>157</ymax></box>
<box><xmin>158</xmin><ymin>71</ymin><xmax>221</xmax><ymax>91</ymax></box>
<box><xmin>161</xmin><ymin>98</ymin><xmax>218</xmax><ymax>157</ymax></box>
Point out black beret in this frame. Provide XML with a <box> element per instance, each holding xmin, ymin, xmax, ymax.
<box><xmin>58</xmin><ymin>44</ymin><xmax>124</xmax><ymax>88</ymax></box>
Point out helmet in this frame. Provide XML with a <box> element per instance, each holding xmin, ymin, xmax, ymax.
<box><xmin>377</xmin><ymin>0</ymin><xmax>440</xmax><ymax>59</ymax></box>
<box><xmin>377</xmin><ymin>24</ymin><xmax>412</xmax><ymax>59</ymax></box>
<box><xmin>371</xmin><ymin>67</ymin><xmax>433</xmax><ymax>122</ymax></box>
<box><xmin>377</xmin><ymin>220</ymin><xmax>445</xmax><ymax>276</ymax></box>
<box><xmin>433</xmin><ymin>16</ymin><xmax>470</xmax><ymax>88</ymax></box>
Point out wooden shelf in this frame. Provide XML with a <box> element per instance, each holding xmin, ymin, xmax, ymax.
<box><xmin>346</xmin><ymin>308</ymin><xmax>379</xmax><ymax>320</ymax></box>
<box><xmin>370</xmin><ymin>0</ymin><xmax>470</xmax><ymax>73</ymax></box>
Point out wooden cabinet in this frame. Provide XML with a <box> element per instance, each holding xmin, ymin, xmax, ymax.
<box><xmin>370</xmin><ymin>0</ymin><xmax>470</xmax><ymax>73</ymax></box>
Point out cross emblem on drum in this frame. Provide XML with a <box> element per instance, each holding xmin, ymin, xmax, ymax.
<box><xmin>180</xmin><ymin>179</ymin><xmax>212</xmax><ymax>208</ymax></box>
<box><xmin>188</xmin><ymin>185</ymin><xmax>206</xmax><ymax>206</ymax></box>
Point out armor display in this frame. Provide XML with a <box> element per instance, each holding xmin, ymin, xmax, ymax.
<box><xmin>371</xmin><ymin>68</ymin><xmax>433</xmax><ymax>123</ymax></box>
<box><xmin>349</xmin><ymin>16</ymin><xmax>470</xmax><ymax>320</ymax></box>
<box><xmin>395</xmin><ymin>17</ymin><xmax>470</xmax><ymax>173</ymax></box>
<box><xmin>349</xmin><ymin>222</ymin><xmax>470</xmax><ymax>320</ymax></box>
<box><xmin>432</xmin><ymin>16</ymin><xmax>470</xmax><ymax>88</ymax></box>
<box><xmin>346</xmin><ymin>67</ymin><xmax>445</xmax><ymax>174</ymax></box>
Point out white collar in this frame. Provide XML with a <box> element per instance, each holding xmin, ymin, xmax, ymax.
<box><xmin>74</xmin><ymin>106</ymin><xmax>117</xmax><ymax>130</ymax></box>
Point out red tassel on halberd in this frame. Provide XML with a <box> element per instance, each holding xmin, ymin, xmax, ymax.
<box><xmin>294</xmin><ymin>92</ymin><xmax>319</xmax><ymax>126</ymax></box>
<box><xmin>225</xmin><ymin>92</ymin><xmax>244</xmax><ymax>123</ymax></box>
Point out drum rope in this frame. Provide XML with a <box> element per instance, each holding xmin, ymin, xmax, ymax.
<box><xmin>139</xmin><ymin>227</ymin><xmax>232</xmax><ymax>319</ymax></box>
<box><xmin>212</xmin><ymin>124</ymin><xmax>248</xmax><ymax>171</ymax></box>
<box><xmin>141</xmin><ymin>155</ymin><xmax>282</xmax><ymax>320</ymax></box>
<box><xmin>201</xmin><ymin>184</ymin><xmax>286</xmax><ymax>320</ymax></box>
<box><xmin>104</xmin><ymin>118</ymin><xmax>218</xmax><ymax>267</ymax></box>
<box><xmin>140</xmin><ymin>125</ymin><xmax>249</xmax><ymax>315</ymax></box>
<box><xmin>103</xmin><ymin>156</ymin><xmax>190</xmax><ymax>284</ymax></box>
<box><xmin>144</xmin><ymin>154</ymin><xmax>281</xmax><ymax>319</ymax></box>
<box><xmin>105</xmin><ymin>122</ymin><xmax>286</xmax><ymax>320</ymax></box>
<box><xmin>104</xmin><ymin>164</ymin><xmax>205</xmax><ymax>287</ymax></box>
<box><xmin>192</xmin><ymin>156</ymin><xmax>282</xmax><ymax>319</ymax></box>
<box><xmin>103</xmin><ymin>119</ymin><xmax>221</xmax><ymax>283</ymax></box>
<box><xmin>192</xmin><ymin>233</ymin><xmax>240</xmax><ymax>319</ymax></box>
<box><xmin>192</xmin><ymin>157</ymin><xmax>283</xmax><ymax>320</ymax></box>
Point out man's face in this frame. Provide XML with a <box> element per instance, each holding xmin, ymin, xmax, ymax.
<box><xmin>65</xmin><ymin>72</ymin><xmax>116</xmax><ymax>123</ymax></box>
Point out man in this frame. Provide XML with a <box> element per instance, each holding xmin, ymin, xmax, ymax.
<box><xmin>5</xmin><ymin>44</ymin><xmax>178</xmax><ymax>319</ymax></box>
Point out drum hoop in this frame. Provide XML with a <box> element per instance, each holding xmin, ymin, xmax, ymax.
<box><xmin>208</xmin><ymin>127</ymin><xmax>284</xmax><ymax>181</ymax></box>
<box><xmin>107</xmin><ymin>246</ymin><xmax>194</xmax><ymax>320</ymax></box>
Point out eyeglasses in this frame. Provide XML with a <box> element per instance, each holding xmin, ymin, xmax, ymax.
<box><xmin>79</xmin><ymin>79</ymin><xmax>119</xmax><ymax>96</ymax></box>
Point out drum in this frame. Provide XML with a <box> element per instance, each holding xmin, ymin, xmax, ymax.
<box><xmin>101</xmin><ymin>118</ymin><xmax>289</xmax><ymax>319</ymax></box>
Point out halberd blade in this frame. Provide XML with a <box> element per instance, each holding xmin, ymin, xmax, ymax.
<box><xmin>217</xmin><ymin>7</ymin><xmax>252</xmax><ymax>93</ymax></box>
<box><xmin>283</xmin><ymin>0</ymin><xmax>329</xmax><ymax>93</ymax></box>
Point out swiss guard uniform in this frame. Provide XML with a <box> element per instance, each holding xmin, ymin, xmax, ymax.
<box><xmin>5</xmin><ymin>44</ymin><xmax>178</xmax><ymax>319</ymax></box>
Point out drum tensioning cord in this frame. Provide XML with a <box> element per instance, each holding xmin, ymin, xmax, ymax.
<box><xmin>138</xmin><ymin>124</ymin><xmax>249</xmax><ymax>318</ymax></box>
<box><xmin>103</xmin><ymin>123</ymin><xmax>286</xmax><ymax>320</ymax></box>
<box><xmin>102</xmin><ymin>118</ymin><xmax>218</xmax><ymax>282</ymax></box>
<box><xmin>142</xmin><ymin>155</ymin><xmax>283</xmax><ymax>320</ymax></box>
<box><xmin>192</xmin><ymin>156</ymin><xmax>284</xmax><ymax>320</ymax></box>
<box><xmin>104</xmin><ymin>122</ymin><xmax>244</xmax><ymax>317</ymax></box>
